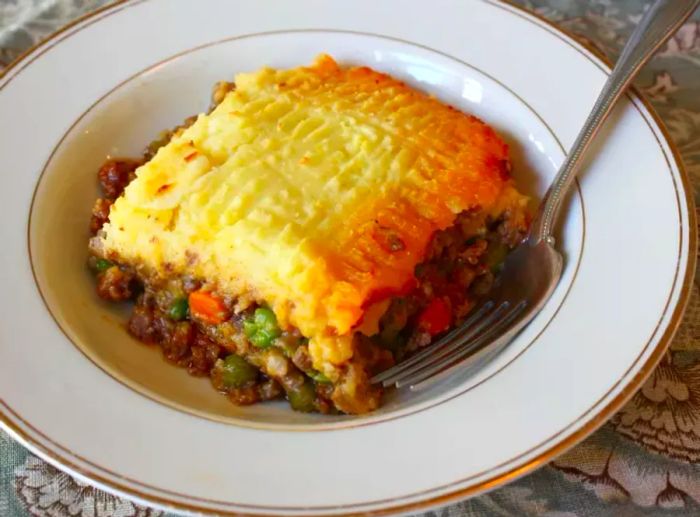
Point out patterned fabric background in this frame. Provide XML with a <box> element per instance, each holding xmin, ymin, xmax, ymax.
<box><xmin>1</xmin><ymin>1</ymin><xmax>699</xmax><ymax>515</ymax></box>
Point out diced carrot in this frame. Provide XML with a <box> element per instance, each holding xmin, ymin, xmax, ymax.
<box><xmin>188</xmin><ymin>290</ymin><xmax>230</xmax><ymax>324</ymax></box>
<box><xmin>417</xmin><ymin>297</ymin><xmax>451</xmax><ymax>336</ymax></box>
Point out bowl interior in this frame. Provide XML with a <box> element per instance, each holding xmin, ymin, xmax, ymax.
<box><xmin>29</xmin><ymin>31</ymin><xmax>581</xmax><ymax>429</ymax></box>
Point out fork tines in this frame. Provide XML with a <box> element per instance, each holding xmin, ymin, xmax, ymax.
<box><xmin>371</xmin><ymin>299</ymin><xmax>527</xmax><ymax>391</ymax></box>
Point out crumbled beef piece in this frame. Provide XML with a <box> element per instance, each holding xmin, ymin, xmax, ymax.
<box><xmin>96</xmin><ymin>266</ymin><xmax>134</xmax><ymax>301</ymax></box>
<box><xmin>98</xmin><ymin>159</ymin><xmax>140</xmax><ymax>199</ymax></box>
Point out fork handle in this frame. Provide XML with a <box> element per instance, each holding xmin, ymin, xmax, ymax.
<box><xmin>529</xmin><ymin>0</ymin><xmax>700</xmax><ymax>245</ymax></box>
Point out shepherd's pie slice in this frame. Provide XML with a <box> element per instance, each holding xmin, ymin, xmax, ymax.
<box><xmin>95</xmin><ymin>55</ymin><xmax>528</xmax><ymax>413</ymax></box>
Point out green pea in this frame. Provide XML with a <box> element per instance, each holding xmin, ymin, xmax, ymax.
<box><xmin>243</xmin><ymin>320</ymin><xmax>258</xmax><ymax>338</ymax></box>
<box><xmin>308</xmin><ymin>371</ymin><xmax>331</xmax><ymax>384</ymax></box>
<box><xmin>168</xmin><ymin>298</ymin><xmax>189</xmax><ymax>321</ymax></box>
<box><xmin>243</xmin><ymin>320</ymin><xmax>274</xmax><ymax>348</ymax></box>
<box><xmin>288</xmin><ymin>380</ymin><xmax>317</xmax><ymax>412</ymax></box>
<box><xmin>95</xmin><ymin>258</ymin><xmax>114</xmax><ymax>272</ymax></box>
<box><xmin>244</xmin><ymin>308</ymin><xmax>281</xmax><ymax>348</ymax></box>
<box><xmin>253</xmin><ymin>308</ymin><xmax>279</xmax><ymax>334</ymax></box>
<box><xmin>249</xmin><ymin>328</ymin><xmax>275</xmax><ymax>348</ymax></box>
<box><xmin>220</xmin><ymin>355</ymin><xmax>258</xmax><ymax>388</ymax></box>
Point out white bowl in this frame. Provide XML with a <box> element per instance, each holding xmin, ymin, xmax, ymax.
<box><xmin>0</xmin><ymin>1</ymin><xmax>694</xmax><ymax>514</ymax></box>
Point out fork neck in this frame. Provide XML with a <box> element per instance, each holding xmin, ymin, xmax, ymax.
<box><xmin>528</xmin><ymin>0</ymin><xmax>700</xmax><ymax>246</ymax></box>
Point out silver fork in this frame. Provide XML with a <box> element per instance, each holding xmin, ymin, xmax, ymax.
<box><xmin>372</xmin><ymin>0</ymin><xmax>700</xmax><ymax>392</ymax></box>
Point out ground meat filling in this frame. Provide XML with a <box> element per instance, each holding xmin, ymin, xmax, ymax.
<box><xmin>373</xmin><ymin>209</ymin><xmax>526</xmax><ymax>360</ymax></box>
<box><xmin>87</xmin><ymin>86</ymin><xmax>526</xmax><ymax>414</ymax></box>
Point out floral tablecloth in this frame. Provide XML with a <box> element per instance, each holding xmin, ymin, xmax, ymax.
<box><xmin>1</xmin><ymin>1</ymin><xmax>699</xmax><ymax>515</ymax></box>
